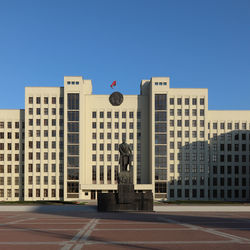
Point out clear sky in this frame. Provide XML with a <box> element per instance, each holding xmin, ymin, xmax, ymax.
<box><xmin>0</xmin><ymin>0</ymin><xmax>249</xmax><ymax>110</ymax></box>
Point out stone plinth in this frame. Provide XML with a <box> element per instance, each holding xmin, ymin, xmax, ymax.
<box><xmin>98</xmin><ymin>169</ymin><xmax>153</xmax><ymax>212</ymax></box>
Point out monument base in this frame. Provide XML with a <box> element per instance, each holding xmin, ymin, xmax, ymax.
<box><xmin>98</xmin><ymin>171</ymin><xmax>153</xmax><ymax>212</ymax></box>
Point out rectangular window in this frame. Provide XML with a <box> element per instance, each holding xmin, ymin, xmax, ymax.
<box><xmin>155</xmin><ymin>112</ymin><xmax>166</xmax><ymax>121</ymax></box>
<box><xmin>155</xmin><ymin>94</ymin><xmax>166</xmax><ymax>110</ymax></box>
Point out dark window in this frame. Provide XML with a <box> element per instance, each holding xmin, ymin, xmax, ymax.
<box><xmin>67</xmin><ymin>94</ymin><xmax>79</xmax><ymax>110</ymax></box>
<box><xmin>67</xmin><ymin>182</ymin><xmax>79</xmax><ymax>193</ymax></box>
<box><xmin>52</xmin><ymin>97</ymin><xmax>56</xmax><ymax>104</ymax></box>
<box><xmin>155</xmin><ymin>182</ymin><xmax>167</xmax><ymax>193</ymax></box>
<box><xmin>155</xmin><ymin>94</ymin><xmax>166</xmax><ymax>110</ymax></box>
<box><xmin>155</xmin><ymin>123</ymin><xmax>166</xmax><ymax>132</ymax></box>
<box><xmin>67</xmin><ymin>169</ymin><xmax>79</xmax><ymax>180</ymax></box>
<box><xmin>155</xmin><ymin>112</ymin><xmax>166</xmax><ymax>121</ymax></box>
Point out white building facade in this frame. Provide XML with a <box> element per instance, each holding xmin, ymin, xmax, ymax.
<box><xmin>0</xmin><ymin>76</ymin><xmax>249</xmax><ymax>201</ymax></box>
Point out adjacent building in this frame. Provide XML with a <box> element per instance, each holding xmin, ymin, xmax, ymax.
<box><xmin>0</xmin><ymin>76</ymin><xmax>249</xmax><ymax>201</ymax></box>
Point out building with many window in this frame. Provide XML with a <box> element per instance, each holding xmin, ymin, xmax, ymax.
<box><xmin>0</xmin><ymin>76</ymin><xmax>249</xmax><ymax>201</ymax></box>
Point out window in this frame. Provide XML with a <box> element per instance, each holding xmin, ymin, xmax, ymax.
<box><xmin>155</xmin><ymin>112</ymin><xmax>166</xmax><ymax>121</ymax></box>
<box><xmin>200</xmin><ymin>98</ymin><xmax>204</xmax><ymax>105</ymax></box>
<box><xmin>36</xmin><ymin>97</ymin><xmax>41</xmax><ymax>104</ymax></box>
<box><xmin>170</xmin><ymin>98</ymin><xmax>174</xmax><ymax>105</ymax></box>
<box><xmin>52</xmin><ymin>97</ymin><xmax>56</xmax><ymax>104</ymax></box>
<box><xmin>100</xmin><ymin>111</ymin><xmax>104</xmax><ymax>118</ymax></box>
<box><xmin>29</xmin><ymin>119</ymin><xmax>33</xmax><ymax>126</ymax></box>
<box><xmin>177</xmin><ymin>98</ymin><xmax>182</xmax><ymax>105</ymax></box>
<box><xmin>185</xmin><ymin>109</ymin><xmax>189</xmax><ymax>116</ymax></box>
<box><xmin>29</xmin><ymin>97</ymin><xmax>33</xmax><ymax>104</ymax></box>
<box><xmin>185</xmin><ymin>98</ymin><xmax>189</xmax><ymax>105</ymax></box>
<box><xmin>44</xmin><ymin>97</ymin><xmax>48</xmax><ymax>104</ymax></box>
<box><xmin>192</xmin><ymin>98</ymin><xmax>197</xmax><ymax>105</ymax></box>
<box><xmin>155</xmin><ymin>94</ymin><xmax>166</xmax><ymax>110</ymax></box>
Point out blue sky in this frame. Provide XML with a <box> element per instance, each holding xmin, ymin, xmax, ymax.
<box><xmin>0</xmin><ymin>0</ymin><xmax>249</xmax><ymax>110</ymax></box>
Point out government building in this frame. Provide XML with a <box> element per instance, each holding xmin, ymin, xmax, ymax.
<box><xmin>0</xmin><ymin>76</ymin><xmax>249</xmax><ymax>201</ymax></box>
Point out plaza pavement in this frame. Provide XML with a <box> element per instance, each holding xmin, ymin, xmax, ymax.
<box><xmin>0</xmin><ymin>205</ymin><xmax>250</xmax><ymax>249</ymax></box>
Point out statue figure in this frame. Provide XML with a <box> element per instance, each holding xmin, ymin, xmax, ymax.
<box><xmin>119</xmin><ymin>139</ymin><xmax>132</xmax><ymax>171</ymax></box>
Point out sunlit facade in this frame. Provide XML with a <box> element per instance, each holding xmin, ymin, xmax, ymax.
<box><xmin>0</xmin><ymin>76</ymin><xmax>249</xmax><ymax>201</ymax></box>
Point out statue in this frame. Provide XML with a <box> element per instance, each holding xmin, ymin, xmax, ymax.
<box><xmin>119</xmin><ymin>139</ymin><xmax>132</xmax><ymax>171</ymax></box>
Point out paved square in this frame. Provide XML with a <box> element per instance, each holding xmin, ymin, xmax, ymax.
<box><xmin>0</xmin><ymin>208</ymin><xmax>250</xmax><ymax>249</ymax></box>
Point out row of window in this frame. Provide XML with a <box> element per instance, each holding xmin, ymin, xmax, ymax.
<box><xmin>92</xmin><ymin>122</ymin><xmax>141</xmax><ymax>129</ymax></box>
<box><xmin>92</xmin><ymin>132</ymin><xmax>141</xmax><ymax>140</ymax></box>
<box><xmin>169</xmin><ymin>98</ymin><xmax>205</xmax><ymax>106</ymax></box>
<box><xmin>209</xmin><ymin>189</ymin><xmax>248</xmax><ymax>199</ymax></box>
<box><xmin>27</xmin><ymin>152</ymin><xmax>64</xmax><ymax>160</ymax></box>
<box><xmin>0</xmin><ymin>122</ymin><xmax>22</xmax><ymax>129</ymax></box>
<box><xmin>28</xmin><ymin>119</ymin><xmax>63</xmax><ymax>126</ymax></box>
<box><xmin>212</xmin><ymin>165</ymin><xmax>248</xmax><ymax>175</ymax></box>
<box><xmin>28</xmin><ymin>108</ymin><xmax>63</xmax><ymax>116</ymax></box>
<box><xmin>209</xmin><ymin>122</ymin><xmax>248</xmax><ymax>130</ymax></box>
<box><xmin>154</xmin><ymin>82</ymin><xmax>167</xmax><ymax>86</ymax></box>
<box><xmin>92</xmin><ymin>143</ymin><xmax>136</xmax><ymax>151</ymax></box>
<box><xmin>0</xmin><ymin>165</ymin><xmax>20</xmax><ymax>173</ymax></box>
<box><xmin>67</xmin><ymin>81</ymin><xmax>79</xmax><ymax>85</ymax></box>
<box><xmin>0</xmin><ymin>154</ymin><xmax>20</xmax><ymax>161</ymax></box>
<box><xmin>28</xmin><ymin>141</ymin><xmax>63</xmax><ymax>149</ymax></box>
<box><xmin>92</xmin><ymin>154</ymin><xmax>130</xmax><ymax>162</ymax></box>
<box><xmin>92</xmin><ymin>165</ymin><xmax>119</xmax><ymax>183</ymax></box>
<box><xmin>27</xmin><ymin>188</ymin><xmax>61</xmax><ymax>198</ymax></box>
<box><xmin>27</xmin><ymin>176</ymin><xmax>58</xmax><ymax>185</ymax></box>
<box><xmin>0</xmin><ymin>177</ymin><xmax>20</xmax><ymax>185</ymax></box>
<box><xmin>28</xmin><ymin>97</ymin><xmax>63</xmax><ymax>105</ymax></box>
<box><xmin>0</xmin><ymin>189</ymin><xmax>20</xmax><ymax>198</ymax></box>
<box><xmin>0</xmin><ymin>143</ymin><xmax>21</xmax><ymax>150</ymax></box>
<box><xmin>211</xmin><ymin>143</ymin><xmax>250</xmax><ymax>151</ymax></box>
<box><xmin>168</xmin><ymin>189</ymin><xmax>248</xmax><ymax>199</ymax></box>
<box><xmin>28</xmin><ymin>163</ymin><xmax>63</xmax><ymax>173</ymax></box>
<box><xmin>92</xmin><ymin>111</ymin><xmax>141</xmax><ymax>119</ymax></box>
<box><xmin>0</xmin><ymin>132</ymin><xmax>22</xmax><ymax>139</ymax></box>
<box><xmin>169</xmin><ymin>109</ymin><xmax>205</xmax><ymax>116</ymax></box>
<box><xmin>210</xmin><ymin>177</ymin><xmax>248</xmax><ymax>186</ymax></box>
<box><xmin>161</xmin><ymin>130</ymin><xmax>206</xmax><ymax>138</ymax></box>
<box><xmin>28</xmin><ymin>129</ymin><xmax>63</xmax><ymax>137</ymax></box>
<box><xmin>211</xmin><ymin>154</ymin><xmax>250</xmax><ymax>163</ymax></box>
<box><xmin>209</xmin><ymin>133</ymin><xmax>250</xmax><ymax>141</ymax></box>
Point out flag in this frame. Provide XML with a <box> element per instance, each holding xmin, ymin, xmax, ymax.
<box><xmin>110</xmin><ymin>81</ymin><xmax>117</xmax><ymax>88</ymax></box>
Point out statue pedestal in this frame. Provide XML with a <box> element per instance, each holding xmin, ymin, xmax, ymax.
<box><xmin>98</xmin><ymin>169</ymin><xmax>153</xmax><ymax>212</ymax></box>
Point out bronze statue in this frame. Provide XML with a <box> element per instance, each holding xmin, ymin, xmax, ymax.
<box><xmin>119</xmin><ymin>139</ymin><xmax>132</xmax><ymax>171</ymax></box>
